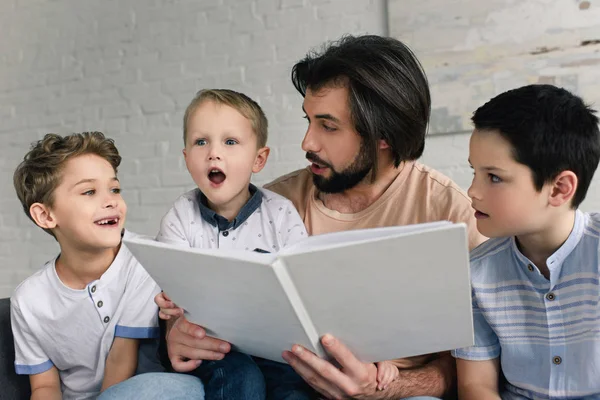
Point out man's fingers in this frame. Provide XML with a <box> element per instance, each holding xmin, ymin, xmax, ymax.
<box><xmin>321</xmin><ymin>334</ymin><xmax>364</xmax><ymax>377</ymax></box>
<box><xmin>376</xmin><ymin>363</ymin><xmax>384</xmax><ymax>382</ymax></box>
<box><xmin>158</xmin><ymin>311</ymin><xmax>171</xmax><ymax>320</ymax></box>
<box><xmin>286</xmin><ymin>345</ymin><xmax>358</xmax><ymax>395</ymax></box>
<box><xmin>172</xmin><ymin>317</ymin><xmax>206</xmax><ymax>339</ymax></box>
<box><xmin>160</xmin><ymin>307</ymin><xmax>183</xmax><ymax>317</ymax></box>
<box><xmin>282</xmin><ymin>350</ymin><xmax>346</xmax><ymax>399</ymax></box>
<box><xmin>169</xmin><ymin>342</ymin><xmax>226</xmax><ymax>365</ymax></box>
<box><xmin>170</xmin><ymin>356</ymin><xmax>202</xmax><ymax>373</ymax></box>
<box><xmin>167</xmin><ymin>317</ymin><xmax>231</xmax><ymax>357</ymax></box>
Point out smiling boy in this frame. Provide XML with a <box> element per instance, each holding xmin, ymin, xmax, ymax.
<box><xmin>11</xmin><ymin>132</ymin><xmax>204</xmax><ymax>399</ymax></box>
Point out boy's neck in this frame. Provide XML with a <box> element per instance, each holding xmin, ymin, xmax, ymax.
<box><xmin>55</xmin><ymin>244</ymin><xmax>120</xmax><ymax>290</ymax></box>
<box><xmin>207</xmin><ymin>187</ymin><xmax>252</xmax><ymax>222</ymax></box>
<box><xmin>515</xmin><ymin>210</ymin><xmax>576</xmax><ymax>279</ymax></box>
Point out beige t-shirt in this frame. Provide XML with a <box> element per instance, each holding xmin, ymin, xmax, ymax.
<box><xmin>265</xmin><ymin>160</ymin><xmax>486</xmax><ymax>368</ymax></box>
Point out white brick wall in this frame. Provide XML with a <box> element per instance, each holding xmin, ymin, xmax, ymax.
<box><xmin>390</xmin><ymin>0</ymin><xmax>600</xmax><ymax>212</ymax></box>
<box><xmin>2</xmin><ymin>0</ymin><xmax>599</xmax><ymax>298</ymax></box>
<box><xmin>0</xmin><ymin>0</ymin><xmax>386</xmax><ymax>297</ymax></box>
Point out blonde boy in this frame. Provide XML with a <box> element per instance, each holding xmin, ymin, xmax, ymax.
<box><xmin>156</xmin><ymin>90</ymin><xmax>312</xmax><ymax>399</ymax></box>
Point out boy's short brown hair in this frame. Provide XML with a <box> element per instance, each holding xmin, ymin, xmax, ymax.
<box><xmin>183</xmin><ymin>89</ymin><xmax>268</xmax><ymax>148</ymax></box>
<box><xmin>13</xmin><ymin>131</ymin><xmax>121</xmax><ymax>236</ymax></box>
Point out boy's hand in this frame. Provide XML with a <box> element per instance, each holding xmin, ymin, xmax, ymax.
<box><xmin>155</xmin><ymin>291</ymin><xmax>183</xmax><ymax>320</ymax></box>
<box><xmin>375</xmin><ymin>360</ymin><xmax>399</xmax><ymax>391</ymax></box>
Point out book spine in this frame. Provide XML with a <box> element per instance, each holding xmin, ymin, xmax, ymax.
<box><xmin>271</xmin><ymin>259</ymin><xmax>324</xmax><ymax>358</ymax></box>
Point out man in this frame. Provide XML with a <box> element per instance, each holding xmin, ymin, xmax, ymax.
<box><xmin>166</xmin><ymin>35</ymin><xmax>485</xmax><ymax>399</ymax></box>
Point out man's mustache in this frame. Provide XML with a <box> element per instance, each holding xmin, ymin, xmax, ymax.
<box><xmin>306</xmin><ymin>152</ymin><xmax>333</xmax><ymax>170</ymax></box>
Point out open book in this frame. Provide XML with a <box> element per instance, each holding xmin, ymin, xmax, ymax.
<box><xmin>124</xmin><ymin>221</ymin><xmax>474</xmax><ymax>363</ymax></box>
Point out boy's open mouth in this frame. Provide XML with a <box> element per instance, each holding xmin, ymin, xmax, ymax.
<box><xmin>474</xmin><ymin>210</ymin><xmax>489</xmax><ymax>219</ymax></box>
<box><xmin>94</xmin><ymin>217</ymin><xmax>120</xmax><ymax>226</ymax></box>
<box><xmin>208</xmin><ymin>168</ymin><xmax>226</xmax><ymax>185</ymax></box>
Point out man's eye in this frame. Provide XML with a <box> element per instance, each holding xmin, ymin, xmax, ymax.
<box><xmin>225</xmin><ymin>139</ymin><xmax>238</xmax><ymax>145</ymax></box>
<box><xmin>111</xmin><ymin>188</ymin><xmax>121</xmax><ymax>194</ymax></box>
<box><xmin>322</xmin><ymin>124</ymin><xmax>336</xmax><ymax>132</ymax></box>
<box><xmin>82</xmin><ymin>190</ymin><xmax>95</xmax><ymax>196</ymax></box>
<box><xmin>195</xmin><ymin>139</ymin><xmax>207</xmax><ymax>146</ymax></box>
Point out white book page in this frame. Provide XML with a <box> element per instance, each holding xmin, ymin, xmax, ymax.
<box><xmin>124</xmin><ymin>237</ymin><xmax>317</xmax><ymax>362</ymax></box>
<box><xmin>281</xmin><ymin>221</ymin><xmax>452</xmax><ymax>255</ymax></box>
<box><xmin>281</xmin><ymin>224</ymin><xmax>474</xmax><ymax>363</ymax></box>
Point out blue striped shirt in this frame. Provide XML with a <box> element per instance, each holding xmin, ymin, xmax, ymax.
<box><xmin>452</xmin><ymin>210</ymin><xmax>600</xmax><ymax>400</ymax></box>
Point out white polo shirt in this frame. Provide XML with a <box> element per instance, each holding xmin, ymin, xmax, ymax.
<box><xmin>11</xmin><ymin>234</ymin><xmax>160</xmax><ymax>400</ymax></box>
<box><xmin>157</xmin><ymin>185</ymin><xmax>307</xmax><ymax>252</ymax></box>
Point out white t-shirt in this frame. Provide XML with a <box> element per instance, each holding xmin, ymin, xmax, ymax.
<box><xmin>11</xmin><ymin>235</ymin><xmax>160</xmax><ymax>400</ymax></box>
<box><xmin>157</xmin><ymin>185</ymin><xmax>307</xmax><ymax>251</ymax></box>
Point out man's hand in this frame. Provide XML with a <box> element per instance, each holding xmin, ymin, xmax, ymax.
<box><xmin>166</xmin><ymin>316</ymin><xmax>232</xmax><ymax>372</ymax></box>
<box><xmin>282</xmin><ymin>334</ymin><xmax>379</xmax><ymax>399</ymax></box>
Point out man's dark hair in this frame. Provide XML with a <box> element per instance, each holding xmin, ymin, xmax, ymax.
<box><xmin>291</xmin><ymin>35</ymin><xmax>431</xmax><ymax>178</ymax></box>
<box><xmin>472</xmin><ymin>84</ymin><xmax>600</xmax><ymax>208</ymax></box>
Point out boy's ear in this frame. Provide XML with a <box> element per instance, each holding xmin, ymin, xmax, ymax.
<box><xmin>252</xmin><ymin>147</ymin><xmax>270</xmax><ymax>173</ymax></box>
<box><xmin>548</xmin><ymin>170</ymin><xmax>578</xmax><ymax>207</ymax></box>
<box><xmin>182</xmin><ymin>148</ymin><xmax>187</xmax><ymax>160</ymax></box>
<box><xmin>29</xmin><ymin>203</ymin><xmax>57</xmax><ymax>230</ymax></box>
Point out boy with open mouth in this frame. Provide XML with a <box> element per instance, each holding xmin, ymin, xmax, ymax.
<box><xmin>155</xmin><ymin>89</ymin><xmax>312</xmax><ymax>400</ymax></box>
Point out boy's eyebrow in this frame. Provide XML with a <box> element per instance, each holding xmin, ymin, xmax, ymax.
<box><xmin>301</xmin><ymin>106</ymin><xmax>341</xmax><ymax>124</ymax></box>
<box><xmin>72</xmin><ymin>177</ymin><xmax>119</xmax><ymax>188</ymax></box>
<box><xmin>467</xmin><ymin>159</ymin><xmax>507</xmax><ymax>172</ymax></box>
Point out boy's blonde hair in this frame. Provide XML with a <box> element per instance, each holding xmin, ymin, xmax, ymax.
<box><xmin>13</xmin><ymin>132</ymin><xmax>121</xmax><ymax>237</ymax></box>
<box><xmin>183</xmin><ymin>89</ymin><xmax>268</xmax><ymax>148</ymax></box>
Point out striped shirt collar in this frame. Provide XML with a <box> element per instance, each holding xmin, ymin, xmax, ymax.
<box><xmin>510</xmin><ymin>209</ymin><xmax>583</xmax><ymax>287</ymax></box>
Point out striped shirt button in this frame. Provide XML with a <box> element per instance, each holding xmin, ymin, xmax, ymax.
<box><xmin>546</xmin><ymin>292</ymin><xmax>556</xmax><ymax>301</ymax></box>
<box><xmin>527</xmin><ymin>264</ymin><xmax>534</xmax><ymax>272</ymax></box>
<box><xmin>553</xmin><ymin>356</ymin><xmax>562</xmax><ymax>365</ymax></box>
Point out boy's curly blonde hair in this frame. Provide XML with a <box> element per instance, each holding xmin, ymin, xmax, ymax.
<box><xmin>13</xmin><ymin>131</ymin><xmax>121</xmax><ymax>237</ymax></box>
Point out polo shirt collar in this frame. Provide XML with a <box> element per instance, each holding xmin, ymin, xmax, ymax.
<box><xmin>197</xmin><ymin>184</ymin><xmax>263</xmax><ymax>231</ymax></box>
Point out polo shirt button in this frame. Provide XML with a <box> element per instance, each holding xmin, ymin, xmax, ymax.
<box><xmin>97</xmin><ymin>301</ymin><xmax>103</xmax><ymax>308</ymax></box>
<box><xmin>527</xmin><ymin>264</ymin><xmax>534</xmax><ymax>272</ymax></box>
<box><xmin>104</xmin><ymin>316</ymin><xmax>110</xmax><ymax>323</ymax></box>
<box><xmin>553</xmin><ymin>356</ymin><xmax>562</xmax><ymax>365</ymax></box>
<box><xmin>91</xmin><ymin>285</ymin><xmax>97</xmax><ymax>293</ymax></box>
<box><xmin>546</xmin><ymin>292</ymin><xmax>556</xmax><ymax>301</ymax></box>
<box><xmin>222</xmin><ymin>231</ymin><xmax>229</xmax><ymax>237</ymax></box>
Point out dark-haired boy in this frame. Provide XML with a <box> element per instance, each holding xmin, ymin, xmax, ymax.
<box><xmin>453</xmin><ymin>84</ymin><xmax>600</xmax><ymax>399</ymax></box>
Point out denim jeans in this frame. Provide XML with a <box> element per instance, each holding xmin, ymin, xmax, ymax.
<box><xmin>98</xmin><ymin>372</ymin><xmax>205</xmax><ymax>400</ymax></box>
<box><xmin>253</xmin><ymin>356</ymin><xmax>316</xmax><ymax>400</ymax></box>
<box><xmin>189</xmin><ymin>350</ymin><xmax>266</xmax><ymax>400</ymax></box>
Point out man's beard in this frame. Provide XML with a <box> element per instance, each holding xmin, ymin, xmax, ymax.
<box><xmin>306</xmin><ymin>144</ymin><xmax>373</xmax><ymax>194</ymax></box>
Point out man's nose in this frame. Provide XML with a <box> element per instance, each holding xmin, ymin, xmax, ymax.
<box><xmin>301</xmin><ymin>126</ymin><xmax>319</xmax><ymax>153</ymax></box>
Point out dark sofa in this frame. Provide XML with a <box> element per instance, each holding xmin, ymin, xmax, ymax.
<box><xmin>0</xmin><ymin>297</ymin><xmax>31</xmax><ymax>400</ymax></box>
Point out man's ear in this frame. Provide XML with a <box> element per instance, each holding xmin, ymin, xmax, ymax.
<box><xmin>182</xmin><ymin>148</ymin><xmax>187</xmax><ymax>161</ymax></box>
<box><xmin>29</xmin><ymin>203</ymin><xmax>57</xmax><ymax>230</ymax></box>
<box><xmin>252</xmin><ymin>147</ymin><xmax>270</xmax><ymax>173</ymax></box>
<box><xmin>548</xmin><ymin>170</ymin><xmax>578</xmax><ymax>208</ymax></box>
<box><xmin>378</xmin><ymin>139</ymin><xmax>390</xmax><ymax>150</ymax></box>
